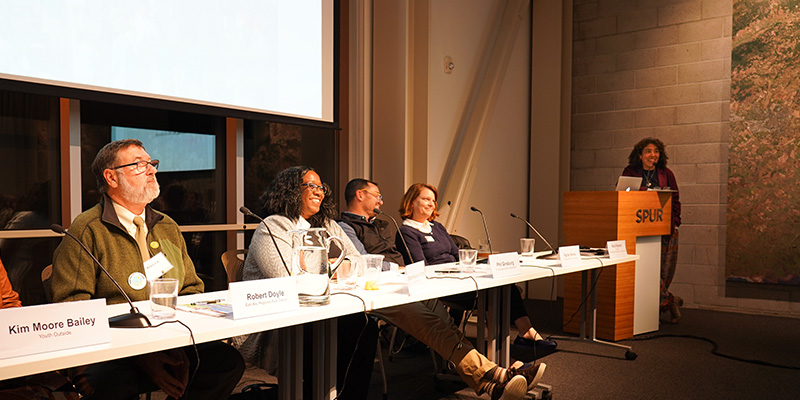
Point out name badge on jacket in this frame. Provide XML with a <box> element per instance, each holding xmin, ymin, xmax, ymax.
<box><xmin>425</xmin><ymin>236</ymin><xmax>435</xmax><ymax>242</ymax></box>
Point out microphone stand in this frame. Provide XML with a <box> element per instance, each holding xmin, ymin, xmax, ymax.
<box><xmin>509</xmin><ymin>213</ymin><xmax>558</xmax><ymax>259</ymax></box>
<box><xmin>239</xmin><ymin>206</ymin><xmax>291</xmax><ymax>276</ymax></box>
<box><xmin>51</xmin><ymin>224</ymin><xmax>151</xmax><ymax>328</ymax></box>
<box><xmin>373</xmin><ymin>208</ymin><xmax>414</xmax><ymax>263</ymax></box>
<box><xmin>470</xmin><ymin>206</ymin><xmax>492</xmax><ymax>254</ymax></box>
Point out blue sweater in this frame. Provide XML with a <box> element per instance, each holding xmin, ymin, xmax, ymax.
<box><xmin>397</xmin><ymin>221</ymin><xmax>459</xmax><ymax>265</ymax></box>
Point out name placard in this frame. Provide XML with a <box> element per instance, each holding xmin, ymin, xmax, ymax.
<box><xmin>606</xmin><ymin>240</ymin><xmax>628</xmax><ymax>259</ymax></box>
<box><xmin>0</xmin><ymin>299</ymin><xmax>111</xmax><ymax>360</ymax></box>
<box><xmin>229</xmin><ymin>277</ymin><xmax>299</xmax><ymax>319</ymax></box>
<box><xmin>558</xmin><ymin>245</ymin><xmax>582</xmax><ymax>267</ymax></box>
<box><xmin>405</xmin><ymin>261</ymin><xmax>427</xmax><ymax>296</ymax></box>
<box><xmin>489</xmin><ymin>252</ymin><xmax>521</xmax><ymax>278</ymax></box>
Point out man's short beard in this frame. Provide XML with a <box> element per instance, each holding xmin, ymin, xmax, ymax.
<box><xmin>119</xmin><ymin>173</ymin><xmax>160</xmax><ymax>205</ymax></box>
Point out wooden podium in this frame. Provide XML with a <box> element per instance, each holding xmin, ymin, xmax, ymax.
<box><xmin>562</xmin><ymin>191</ymin><xmax>672</xmax><ymax>341</ymax></box>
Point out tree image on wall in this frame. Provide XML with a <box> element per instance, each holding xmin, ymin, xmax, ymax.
<box><xmin>729</xmin><ymin>0</ymin><xmax>800</xmax><ymax>285</ymax></box>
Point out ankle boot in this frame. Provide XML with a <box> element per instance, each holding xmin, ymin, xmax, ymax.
<box><xmin>669</xmin><ymin>296</ymin><xmax>683</xmax><ymax>323</ymax></box>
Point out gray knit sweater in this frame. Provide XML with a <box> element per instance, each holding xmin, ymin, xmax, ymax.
<box><xmin>242</xmin><ymin>215</ymin><xmax>360</xmax><ymax>281</ymax></box>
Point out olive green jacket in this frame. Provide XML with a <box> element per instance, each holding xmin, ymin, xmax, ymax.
<box><xmin>51</xmin><ymin>195</ymin><xmax>203</xmax><ymax>304</ymax></box>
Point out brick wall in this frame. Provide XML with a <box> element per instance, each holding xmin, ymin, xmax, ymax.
<box><xmin>568</xmin><ymin>0</ymin><xmax>777</xmax><ymax>314</ymax></box>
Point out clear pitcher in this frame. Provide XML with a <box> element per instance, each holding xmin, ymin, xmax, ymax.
<box><xmin>289</xmin><ymin>227</ymin><xmax>345</xmax><ymax>306</ymax></box>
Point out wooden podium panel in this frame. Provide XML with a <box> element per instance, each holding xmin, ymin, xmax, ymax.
<box><xmin>563</xmin><ymin>191</ymin><xmax>671</xmax><ymax>341</ymax></box>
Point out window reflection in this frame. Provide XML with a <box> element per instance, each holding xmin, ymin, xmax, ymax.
<box><xmin>243</xmin><ymin>120</ymin><xmax>337</xmax><ymax>219</ymax></box>
<box><xmin>0</xmin><ymin>90</ymin><xmax>61</xmax><ymax>306</ymax></box>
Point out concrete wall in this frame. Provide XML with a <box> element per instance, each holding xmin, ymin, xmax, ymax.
<box><xmin>372</xmin><ymin>0</ymin><xmax>532</xmax><ymax>253</ymax></box>
<box><xmin>571</xmin><ymin>0</ymin><xmax>798</xmax><ymax>317</ymax></box>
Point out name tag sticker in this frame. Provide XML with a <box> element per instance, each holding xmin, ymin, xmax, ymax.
<box><xmin>229</xmin><ymin>277</ymin><xmax>299</xmax><ymax>319</ymax></box>
<box><xmin>607</xmin><ymin>240</ymin><xmax>628</xmax><ymax>259</ymax></box>
<box><xmin>425</xmin><ymin>236</ymin><xmax>435</xmax><ymax>242</ymax></box>
<box><xmin>144</xmin><ymin>252</ymin><xmax>174</xmax><ymax>281</ymax></box>
<box><xmin>0</xmin><ymin>299</ymin><xmax>110</xmax><ymax>360</ymax></box>
<box><xmin>405</xmin><ymin>261</ymin><xmax>427</xmax><ymax>296</ymax></box>
<box><xmin>489</xmin><ymin>252</ymin><xmax>521</xmax><ymax>278</ymax></box>
<box><xmin>559</xmin><ymin>245</ymin><xmax>582</xmax><ymax>267</ymax></box>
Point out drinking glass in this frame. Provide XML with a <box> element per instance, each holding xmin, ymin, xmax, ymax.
<box><xmin>459</xmin><ymin>249</ymin><xmax>478</xmax><ymax>273</ymax></box>
<box><xmin>519</xmin><ymin>238</ymin><xmax>536</xmax><ymax>256</ymax></box>
<box><xmin>150</xmin><ymin>278</ymin><xmax>178</xmax><ymax>320</ymax></box>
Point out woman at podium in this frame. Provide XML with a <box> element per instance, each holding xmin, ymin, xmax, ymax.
<box><xmin>622</xmin><ymin>138</ymin><xmax>683</xmax><ymax>323</ymax></box>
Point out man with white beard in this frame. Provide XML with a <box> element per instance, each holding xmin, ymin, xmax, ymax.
<box><xmin>51</xmin><ymin>139</ymin><xmax>244</xmax><ymax>400</ymax></box>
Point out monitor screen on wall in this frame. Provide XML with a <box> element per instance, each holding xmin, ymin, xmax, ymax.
<box><xmin>0</xmin><ymin>0</ymin><xmax>334</xmax><ymax>123</ymax></box>
<box><xmin>112</xmin><ymin>127</ymin><xmax>215</xmax><ymax>173</ymax></box>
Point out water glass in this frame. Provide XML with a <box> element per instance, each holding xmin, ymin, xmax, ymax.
<box><xmin>459</xmin><ymin>249</ymin><xmax>478</xmax><ymax>273</ymax></box>
<box><xmin>520</xmin><ymin>238</ymin><xmax>536</xmax><ymax>256</ymax></box>
<box><xmin>362</xmin><ymin>254</ymin><xmax>384</xmax><ymax>290</ymax></box>
<box><xmin>336</xmin><ymin>257</ymin><xmax>359</xmax><ymax>290</ymax></box>
<box><xmin>150</xmin><ymin>278</ymin><xmax>178</xmax><ymax>320</ymax></box>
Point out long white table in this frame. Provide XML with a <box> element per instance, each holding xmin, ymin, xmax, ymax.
<box><xmin>0</xmin><ymin>252</ymin><xmax>638</xmax><ymax>399</ymax></box>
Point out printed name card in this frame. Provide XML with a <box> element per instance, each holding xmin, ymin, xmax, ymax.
<box><xmin>606</xmin><ymin>240</ymin><xmax>628</xmax><ymax>259</ymax></box>
<box><xmin>0</xmin><ymin>299</ymin><xmax>111</xmax><ymax>360</ymax></box>
<box><xmin>405</xmin><ymin>261</ymin><xmax>427</xmax><ymax>296</ymax></box>
<box><xmin>558</xmin><ymin>245</ymin><xmax>582</xmax><ymax>268</ymax></box>
<box><xmin>489</xmin><ymin>252</ymin><xmax>521</xmax><ymax>278</ymax></box>
<box><xmin>229</xmin><ymin>277</ymin><xmax>299</xmax><ymax>319</ymax></box>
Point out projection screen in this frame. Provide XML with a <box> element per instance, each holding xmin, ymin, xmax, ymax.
<box><xmin>0</xmin><ymin>0</ymin><xmax>334</xmax><ymax>122</ymax></box>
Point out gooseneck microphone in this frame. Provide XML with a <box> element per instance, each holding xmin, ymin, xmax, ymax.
<box><xmin>51</xmin><ymin>224</ymin><xmax>151</xmax><ymax>328</ymax></box>
<box><xmin>239</xmin><ymin>206</ymin><xmax>290</xmax><ymax>276</ymax></box>
<box><xmin>470</xmin><ymin>206</ymin><xmax>492</xmax><ymax>254</ymax></box>
<box><xmin>373</xmin><ymin>208</ymin><xmax>414</xmax><ymax>263</ymax></box>
<box><xmin>509</xmin><ymin>213</ymin><xmax>558</xmax><ymax>259</ymax></box>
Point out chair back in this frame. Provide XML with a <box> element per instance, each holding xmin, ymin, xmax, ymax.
<box><xmin>221</xmin><ymin>249</ymin><xmax>248</xmax><ymax>283</ymax></box>
<box><xmin>450</xmin><ymin>234</ymin><xmax>473</xmax><ymax>250</ymax></box>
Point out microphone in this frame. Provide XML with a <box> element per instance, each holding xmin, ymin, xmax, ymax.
<box><xmin>239</xmin><ymin>206</ymin><xmax>290</xmax><ymax>276</ymax></box>
<box><xmin>509</xmin><ymin>213</ymin><xmax>558</xmax><ymax>259</ymax></box>
<box><xmin>51</xmin><ymin>224</ymin><xmax>151</xmax><ymax>328</ymax></box>
<box><xmin>373</xmin><ymin>208</ymin><xmax>414</xmax><ymax>264</ymax></box>
<box><xmin>469</xmin><ymin>206</ymin><xmax>492</xmax><ymax>255</ymax></box>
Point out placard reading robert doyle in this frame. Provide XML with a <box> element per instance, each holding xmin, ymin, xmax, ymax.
<box><xmin>0</xmin><ymin>299</ymin><xmax>111</xmax><ymax>359</ymax></box>
<box><xmin>229</xmin><ymin>276</ymin><xmax>299</xmax><ymax>319</ymax></box>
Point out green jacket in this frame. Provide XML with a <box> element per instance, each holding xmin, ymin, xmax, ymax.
<box><xmin>51</xmin><ymin>195</ymin><xmax>204</xmax><ymax>304</ymax></box>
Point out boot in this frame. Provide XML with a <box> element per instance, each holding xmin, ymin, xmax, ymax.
<box><xmin>669</xmin><ymin>296</ymin><xmax>684</xmax><ymax>323</ymax></box>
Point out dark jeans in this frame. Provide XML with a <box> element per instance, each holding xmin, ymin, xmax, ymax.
<box><xmin>73</xmin><ymin>341</ymin><xmax>245</xmax><ymax>400</ymax></box>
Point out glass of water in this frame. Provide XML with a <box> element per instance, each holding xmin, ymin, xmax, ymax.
<box><xmin>150</xmin><ymin>278</ymin><xmax>178</xmax><ymax>320</ymax></box>
<box><xmin>459</xmin><ymin>249</ymin><xmax>478</xmax><ymax>273</ymax></box>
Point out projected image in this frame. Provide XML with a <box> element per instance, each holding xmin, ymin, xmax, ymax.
<box><xmin>112</xmin><ymin>127</ymin><xmax>215</xmax><ymax>173</ymax></box>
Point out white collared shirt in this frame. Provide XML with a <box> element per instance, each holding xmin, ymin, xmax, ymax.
<box><xmin>111</xmin><ymin>200</ymin><xmax>147</xmax><ymax>239</ymax></box>
<box><xmin>403</xmin><ymin>218</ymin><xmax>432</xmax><ymax>234</ymax></box>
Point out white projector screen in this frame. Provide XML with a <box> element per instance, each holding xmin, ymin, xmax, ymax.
<box><xmin>0</xmin><ymin>0</ymin><xmax>334</xmax><ymax>122</ymax></box>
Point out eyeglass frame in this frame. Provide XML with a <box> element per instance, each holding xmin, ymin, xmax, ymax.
<box><xmin>301</xmin><ymin>182</ymin><xmax>325</xmax><ymax>192</ymax></box>
<box><xmin>110</xmin><ymin>159</ymin><xmax>160</xmax><ymax>174</ymax></box>
<box><xmin>359</xmin><ymin>188</ymin><xmax>383</xmax><ymax>202</ymax></box>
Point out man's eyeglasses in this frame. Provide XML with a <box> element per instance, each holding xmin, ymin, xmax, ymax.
<box><xmin>360</xmin><ymin>188</ymin><xmax>383</xmax><ymax>202</ymax></box>
<box><xmin>301</xmin><ymin>182</ymin><xmax>325</xmax><ymax>192</ymax></box>
<box><xmin>111</xmin><ymin>160</ymin><xmax>159</xmax><ymax>174</ymax></box>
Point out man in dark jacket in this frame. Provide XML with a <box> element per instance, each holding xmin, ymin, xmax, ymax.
<box><xmin>337</xmin><ymin>178</ymin><xmax>404</xmax><ymax>266</ymax></box>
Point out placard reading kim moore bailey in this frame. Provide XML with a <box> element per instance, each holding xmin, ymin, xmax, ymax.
<box><xmin>1</xmin><ymin>299</ymin><xmax>111</xmax><ymax>359</ymax></box>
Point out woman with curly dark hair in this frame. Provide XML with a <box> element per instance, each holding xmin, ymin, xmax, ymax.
<box><xmin>622</xmin><ymin>138</ymin><xmax>683</xmax><ymax>323</ymax></box>
<box><xmin>240</xmin><ymin>166</ymin><xmax>377</xmax><ymax>400</ymax></box>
